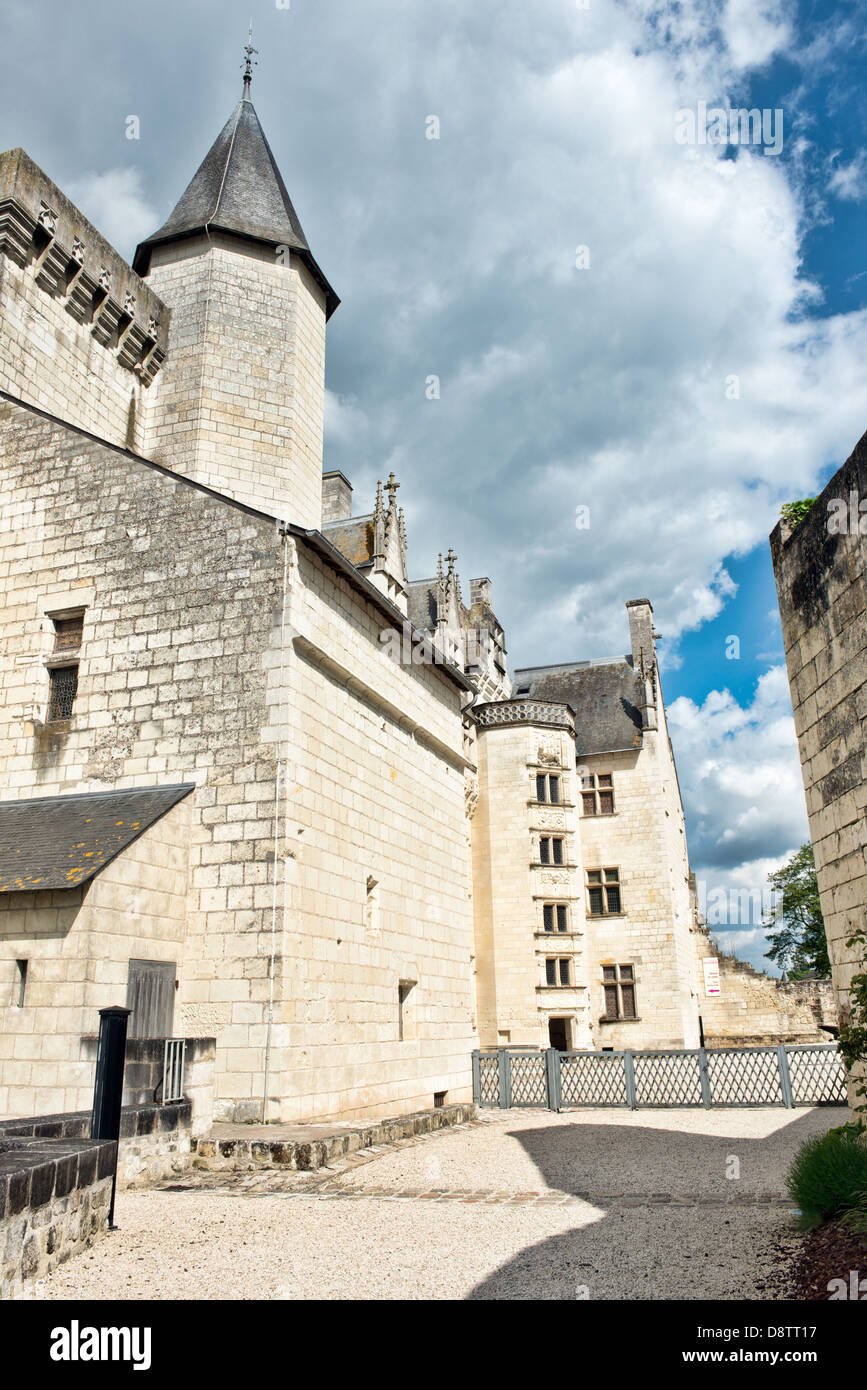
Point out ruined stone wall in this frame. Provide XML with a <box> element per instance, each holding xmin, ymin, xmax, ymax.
<box><xmin>770</xmin><ymin>433</ymin><xmax>867</xmax><ymax>1106</ymax></box>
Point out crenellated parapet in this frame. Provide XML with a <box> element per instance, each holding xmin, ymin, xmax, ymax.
<box><xmin>0</xmin><ymin>148</ymin><xmax>169</xmax><ymax>387</ymax></box>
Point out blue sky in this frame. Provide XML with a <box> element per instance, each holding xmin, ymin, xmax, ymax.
<box><xmin>2</xmin><ymin>0</ymin><xmax>865</xmax><ymax>973</ymax></box>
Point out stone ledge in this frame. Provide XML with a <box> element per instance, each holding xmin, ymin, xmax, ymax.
<box><xmin>192</xmin><ymin>1102</ymin><xmax>477</xmax><ymax>1172</ymax></box>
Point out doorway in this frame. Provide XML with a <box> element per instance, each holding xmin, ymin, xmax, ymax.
<box><xmin>548</xmin><ymin>1016</ymin><xmax>569</xmax><ymax>1051</ymax></box>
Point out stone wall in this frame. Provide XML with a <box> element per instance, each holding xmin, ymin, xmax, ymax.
<box><xmin>0</xmin><ymin>1100</ymin><xmax>193</xmax><ymax>1190</ymax></box>
<box><xmin>0</xmin><ymin>396</ymin><xmax>475</xmax><ymax>1124</ymax></box>
<box><xmin>770</xmin><ymin>432</ymin><xmax>867</xmax><ymax>1107</ymax></box>
<box><xmin>0</xmin><ymin>148</ymin><xmax>168</xmax><ymax>456</ymax></box>
<box><xmin>0</xmin><ymin>1132</ymin><xmax>113</xmax><ymax>1299</ymax></box>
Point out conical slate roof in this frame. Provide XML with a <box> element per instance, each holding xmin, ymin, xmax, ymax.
<box><xmin>133</xmin><ymin>96</ymin><xmax>338</xmax><ymax>317</ymax></box>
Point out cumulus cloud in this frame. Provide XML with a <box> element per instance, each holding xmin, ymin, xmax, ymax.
<box><xmin>668</xmin><ymin>665</ymin><xmax>808</xmax><ymax>870</ymax></box>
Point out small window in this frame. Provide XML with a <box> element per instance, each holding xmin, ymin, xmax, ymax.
<box><xmin>535</xmin><ymin>774</ymin><xmax>561</xmax><ymax>804</ymax></box>
<box><xmin>434</xmin><ymin>1091</ymin><xmax>447</xmax><ymax>1108</ymax></box>
<box><xmin>543</xmin><ymin>903</ymin><xmax>568</xmax><ymax>933</ymax></box>
<box><xmin>545</xmin><ymin>959</ymin><xmax>570</xmax><ymax>986</ymax></box>
<box><xmin>52</xmin><ymin>615</ymin><xmax>84</xmax><ymax>652</ymax></box>
<box><xmin>398</xmin><ymin>980</ymin><xmax>416</xmax><ymax>1041</ymax></box>
<box><xmin>602</xmin><ymin>964</ymin><xmax>637</xmax><ymax>1020</ymax></box>
<box><xmin>539</xmin><ymin>837</ymin><xmax>565</xmax><ymax>865</ymax></box>
<box><xmin>14</xmin><ymin>959</ymin><xmax>27</xmax><ymax>1008</ymax></box>
<box><xmin>45</xmin><ymin>610</ymin><xmax>85</xmax><ymax>723</ymax></box>
<box><xmin>587</xmin><ymin>868</ymin><xmax>621</xmax><ymax>915</ymax></box>
<box><xmin>581</xmin><ymin>773</ymin><xmax>615</xmax><ymax>816</ymax></box>
<box><xmin>47</xmin><ymin>665</ymin><xmax>78</xmax><ymax>722</ymax></box>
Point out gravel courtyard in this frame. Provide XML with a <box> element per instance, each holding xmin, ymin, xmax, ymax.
<box><xmin>37</xmin><ymin>1106</ymin><xmax>839</xmax><ymax>1301</ymax></box>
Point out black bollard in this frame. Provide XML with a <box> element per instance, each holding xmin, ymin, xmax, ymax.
<box><xmin>90</xmin><ymin>1006</ymin><xmax>130</xmax><ymax>1230</ymax></box>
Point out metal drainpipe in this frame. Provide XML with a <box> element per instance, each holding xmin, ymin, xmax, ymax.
<box><xmin>262</xmin><ymin>527</ymin><xmax>290</xmax><ymax>1122</ymax></box>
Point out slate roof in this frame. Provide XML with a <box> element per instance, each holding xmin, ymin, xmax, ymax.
<box><xmin>132</xmin><ymin>98</ymin><xmax>339</xmax><ymax>318</ymax></box>
<box><xmin>406</xmin><ymin>579</ymin><xmax>439</xmax><ymax>632</ymax></box>
<box><xmin>512</xmin><ymin>659</ymin><xmax>644</xmax><ymax>756</ymax></box>
<box><xmin>322</xmin><ymin>515</ymin><xmax>375</xmax><ymax>568</ymax></box>
<box><xmin>0</xmin><ymin>785</ymin><xmax>195</xmax><ymax>893</ymax></box>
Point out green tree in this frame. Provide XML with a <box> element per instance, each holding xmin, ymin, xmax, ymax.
<box><xmin>763</xmin><ymin>843</ymin><xmax>830</xmax><ymax>978</ymax></box>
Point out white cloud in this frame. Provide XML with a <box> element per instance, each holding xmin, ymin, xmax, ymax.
<box><xmin>64</xmin><ymin>169</ymin><xmax>158</xmax><ymax>261</ymax></box>
<box><xmin>667</xmin><ymin>665</ymin><xmax>808</xmax><ymax>875</ymax></box>
<box><xmin>722</xmin><ymin>0</ymin><xmax>794</xmax><ymax>71</ymax></box>
<box><xmin>828</xmin><ymin>151</ymin><xmax>867</xmax><ymax>202</ymax></box>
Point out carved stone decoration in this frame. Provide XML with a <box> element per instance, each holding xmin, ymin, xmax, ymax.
<box><xmin>146</xmin><ymin>315</ymin><xmax>160</xmax><ymax>339</ymax></box>
<box><xmin>464</xmin><ymin>772</ymin><xmax>479</xmax><ymax>821</ymax></box>
<box><xmin>540</xmin><ymin>871</ymin><xmax>571</xmax><ymax>888</ymax></box>
<box><xmin>122</xmin><ymin>291</ymin><xmax>136</xmax><ymax>317</ymax></box>
<box><xmin>536</xmin><ymin>808</ymin><xmax>566</xmax><ymax>831</ymax></box>
<box><xmin>97</xmin><ymin>267</ymin><xmax>111</xmax><ymax>292</ymax></box>
<box><xmin>37</xmin><ymin>202</ymin><xmax>57</xmax><ymax>235</ymax></box>
<box><xmin>71</xmin><ymin>237</ymin><xmax>86</xmax><ymax>264</ymax></box>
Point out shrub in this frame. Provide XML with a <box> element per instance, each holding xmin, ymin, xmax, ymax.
<box><xmin>786</xmin><ymin>1122</ymin><xmax>867</xmax><ymax>1229</ymax></box>
<box><xmin>780</xmin><ymin>499</ymin><xmax>816</xmax><ymax>529</ymax></box>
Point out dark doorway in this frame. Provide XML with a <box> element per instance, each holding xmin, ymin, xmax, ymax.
<box><xmin>548</xmin><ymin>1017</ymin><xmax>569</xmax><ymax>1051</ymax></box>
<box><xmin>126</xmin><ymin>959</ymin><xmax>176</xmax><ymax>1038</ymax></box>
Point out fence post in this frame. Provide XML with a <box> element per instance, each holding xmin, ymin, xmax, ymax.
<box><xmin>698</xmin><ymin>1048</ymin><xmax>712</xmax><ymax>1108</ymax></box>
<box><xmin>545</xmin><ymin>1048</ymin><xmax>561</xmax><ymax>1112</ymax></box>
<box><xmin>777</xmin><ymin>1043</ymin><xmax>794</xmax><ymax>1108</ymax></box>
<box><xmin>498</xmin><ymin>1048</ymin><xmax>511</xmax><ymax>1109</ymax></box>
<box><xmin>623</xmin><ymin>1050</ymin><xmax>637</xmax><ymax>1110</ymax></box>
<box><xmin>471</xmin><ymin>1051</ymin><xmax>481</xmax><ymax>1105</ymax></box>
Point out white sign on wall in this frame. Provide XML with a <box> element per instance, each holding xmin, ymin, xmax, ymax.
<box><xmin>703</xmin><ymin>958</ymin><xmax>721</xmax><ymax>997</ymax></box>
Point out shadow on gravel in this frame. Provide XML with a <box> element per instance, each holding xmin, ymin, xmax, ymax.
<box><xmin>467</xmin><ymin>1110</ymin><xmax>830</xmax><ymax>1301</ymax></box>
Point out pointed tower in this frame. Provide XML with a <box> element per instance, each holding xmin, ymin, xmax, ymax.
<box><xmin>133</xmin><ymin>48</ymin><xmax>338</xmax><ymax>526</ymax></box>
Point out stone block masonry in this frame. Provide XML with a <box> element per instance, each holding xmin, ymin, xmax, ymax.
<box><xmin>771</xmin><ymin>430</ymin><xmax>867</xmax><ymax>1110</ymax></box>
<box><xmin>0</xmin><ymin>1101</ymin><xmax>193</xmax><ymax>1190</ymax></box>
<box><xmin>0</xmin><ymin>1133</ymin><xmax>114</xmax><ymax>1299</ymax></box>
<box><xmin>0</xmin><ymin>148</ymin><xmax>168</xmax><ymax>456</ymax></box>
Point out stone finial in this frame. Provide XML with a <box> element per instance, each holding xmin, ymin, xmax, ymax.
<box><xmin>385</xmin><ymin>471</ymin><xmax>400</xmax><ymax>512</ymax></box>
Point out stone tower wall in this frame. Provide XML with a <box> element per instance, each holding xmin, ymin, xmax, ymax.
<box><xmin>142</xmin><ymin>233</ymin><xmax>326</xmax><ymax>528</ymax></box>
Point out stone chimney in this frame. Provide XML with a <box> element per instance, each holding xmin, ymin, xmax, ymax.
<box><xmin>470</xmin><ymin>577</ymin><xmax>492</xmax><ymax>607</ymax></box>
<box><xmin>322</xmin><ymin>470</ymin><xmax>353</xmax><ymax>522</ymax></box>
<box><xmin>625</xmin><ymin>599</ymin><xmax>658</xmax><ymax>731</ymax></box>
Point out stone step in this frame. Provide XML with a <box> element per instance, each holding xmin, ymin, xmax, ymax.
<box><xmin>191</xmin><ymin>1102</ymin><xmax>476</xmax><ymax>1172</ymax></box>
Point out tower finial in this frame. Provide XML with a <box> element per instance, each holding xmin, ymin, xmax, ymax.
<box><xmin>242</xmin><ymin>20</ymin><xmax>258</xmax><ymax>99</ymax></box>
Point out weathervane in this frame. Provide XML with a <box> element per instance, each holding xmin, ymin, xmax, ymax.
<box><xmin>242</xmin><ymin>20</ymin><xmax>258</xmax><ymax>99</ymax></box>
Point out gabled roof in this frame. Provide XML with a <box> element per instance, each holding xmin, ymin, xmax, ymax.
<box><xmin>0</xmin><ymin>784</ymin><xmax>195</xmax><ymax>893</ymax></box>
<box><xmin>132</xmin><ymin>97</ymin><xmax>338</xmax><ymax>318</ymax></box>
<box><xmin>512</xmin><ymin>659</ymin><xmax>644</xmax><ymax>756</ymax></box>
